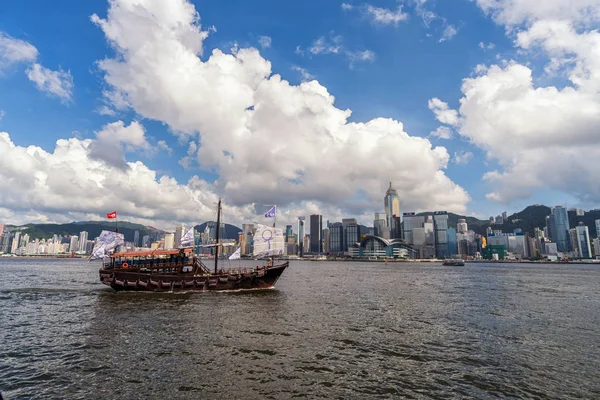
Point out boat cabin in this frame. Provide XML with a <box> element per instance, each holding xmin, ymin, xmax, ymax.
<box><xmin>106</xmin><ymin>248</ymin><xmax>196</xmax><ymax>274</ymax></box>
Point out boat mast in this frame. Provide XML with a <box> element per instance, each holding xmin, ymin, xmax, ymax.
<box><xmin>214</xmin><ymin>198</ymin><xmax>221</xmax><ymax>274</ymax></box>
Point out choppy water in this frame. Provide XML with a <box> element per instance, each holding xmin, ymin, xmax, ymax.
<box><xmin>1</xmin><ymin>258</ymin><xmax>600</xmax><ymax>399</ymax></box>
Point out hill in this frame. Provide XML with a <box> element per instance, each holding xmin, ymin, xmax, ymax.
<box><xmin>195</xmin><ymin>221</ymin><xmax>242</xmax><ymax>240</ymax></box>
<box><xmin>6</xmin><ymin>221</ymin><xmax>161</xmax><ymax>243</ymax></box>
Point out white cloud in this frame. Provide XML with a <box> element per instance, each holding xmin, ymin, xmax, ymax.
<box><xmin>26</xmin><ymin>63</ymin><xmax>74</xmax><ymax>103</ymax></box>
<box><xmin>428</xmin><ymin>98</ymin><xmax>459</xmax><ymax>126</ymax></box>
<box><xmin>88</xmin><ymin>120</ymin><xmax>151</xmax><ymax>169</ymax></box>
<box><xmin>453</xmin><ymin>151</ymin><xmax>473</xmax><ymax>165</ymax></box>
<box><xmin>97</xmin><ymin>105</ymin><xmax>116</xmax><ymax>116</ymax></box>
<box><xmin>431</xmin><ymin>0</ymin><xmax>600</xmax><ymax>204</ymax></box>
<box><xmin>429</xmin><ymin>126</ymin><xmax>452</xmax><ymax>139</ymax></box>
<box><xmin>0</xmin><ymin>32</ymin><xmax>38</xmax><ymax>70</ymax></box>
<box><xmin>341</xmin><ymin>3</ymin><xmax>354</xmax><ymax>11</ymax></box>
<box><xmin>85</xmin><ymin>0</ymin><xmax>469</xmax><ymax>219</ymax></box>
<box><xmin>365</xmin><ymin>5</ymin><xmax>408</xmax><ymax>26</ymax></box>
<box><xmin>291</xmin><ymin>65</ymin><xmax>314</xmax><ymax>81</ymax></box>
<box><xmin>258</xmin><ymin>36</ymin><xmax>272</xmax><ymax>49</ymax></box>
<box><xmin>439</xmin><ymin>24</ymin><xmax>458</xmax><ymax>42</ymax></box>
<box><xmin>308</xmin><ymin>35</ymin><xmax>342</xmax><ymax>55</ymax></box>
<box><xmin>302</xmin><ymin>35</ymin><xmax>375</xmax><ymax>66</ymax></box>
<box><xmin>479</xmin><ymin>41</ymin><xmax>496</xmax><ymax>50</ymax></box>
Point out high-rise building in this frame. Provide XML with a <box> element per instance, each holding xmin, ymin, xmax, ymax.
<box><xmin>10</xmin><ymin>231</ymin><xmax>21</xmax><ymax>254</ymax></box>
<box><xmin>310</xmin><ymin>215</ymin><xmax>323</xmax><ymax>253</ymax></box>
<box><xmin>447</xmin><ymin>227</ymin><xmax>457</xmax><ymax>256</ymax></box>
<box><xmin>433</xmin><ymin>212</ymin><xmax>449</xmax><ymax>258</ymax></box>
<box><xmin>323</xmin><ymin>228</ymin><xmax>330</xmax><ymax>253</ymax></box>
<box><xmin>0</xmin><ymin>224</ymin><xmax>4</xmax><ymax>235</ymax></box>
<box><xmin>457</xmin><ymin>219</ymin><xmax>468</xmax><ymax>233</ymax></box>
<box><xmin>297</xmin><ymin>218</ymin><xmax>305</xmax><ymax>256</ymax></box>
<box><xmin>133</xmin><ymin>230</ymin><xmax>140</xmax><ymax>247</ymax></box>
<box><xmin>69</xmin><ymin>235</ymin><xmax>79</xmax><ymax>253</ymax></box>
<box><xmin>79</xmin><ymin>231</ymin><xmax>88</xmax><ymax>253</ymax></box>
<box><xmin>373</xmin><ymin>213</ymin><xmax>386</xmax><ymax>237</ymax></box>
<box><xmin>174</xmin><ymin>226</ymin><xmax>183</xmax><ymax>248</ymax></box>
<box><xmin>342</xmin><ymin>218</ymin><xmax>357</xmax><ymax>251</ymax></box>
<box><xmin>595</xmin><ymin>219</ymin><xmax>600</xmax><ymax>238</ymax></box>
<box><xmin>575</xmin><ymin>224</ymin><xmax>592</xmax><ymax>258</ymax></box>
<box><xmin>142</xmin><ymin>235</ymin><xmax>150</xmax><ymax>247</ymax></box>
<box><xmin>329</xmin><ymin>222</ymin><xmax>344</xmax><ymax>253</ymax></box>
<box><xmin>549</xmin><ymin>206</ymin><xmax>570</xmax><ymax>252</ymax></box>
<box><xmin>164</xmin><ymin>233</ymin><xmax>175</xmax><ymax>249</ymax></box>
<box><xmin>384</xmin><ymin>181</ymin><xmax>401</xmax><ymax>238</ymax></box>
<box><xmin>502</xmin><ymin>211</ymin><xmax>508</xmax><ymax>221</ymax></box>
<box><xmin>345</xmin><ymin>223</ymin><xmax>361</xmax><ymax>254</ymax></box>
<box><xmin>402</xmin><ymin>213</ymin><xmax>423</xmax><ymax>245</ymax></box>
<box><xmin>593</xmin><ymin>238</ymin><xmax>600</xmax><ymax>258</ymax></box>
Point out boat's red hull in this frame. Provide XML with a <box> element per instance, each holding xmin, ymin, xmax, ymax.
<box><xmin>99</xmin><ymin>263</ymin><xmax>288</xmax><ymax>292</ymax></box>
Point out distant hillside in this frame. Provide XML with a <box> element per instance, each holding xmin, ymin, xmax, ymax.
<box><xmin>568</xmin><ymin>209</ymin><xmax>600</xmax><ymax>237</ymax></box>
<box><xmin>195</xmin><ymin>221</ymin><xmax>242</xmax><ymax>240</ymax></box>
<box><xmin>417</xmin><ymin>212</ymin><xmax>489</xmax><ymax>236</ymax></box>
<box><xmin>6</xmin><ymin>221</ymin><xmax>162</xmax><ymax>242</ymax></box>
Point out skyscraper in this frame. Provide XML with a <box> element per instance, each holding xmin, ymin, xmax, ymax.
<box><xmin>133</xmin><ymin>230</ymin><xmax>140</xmax><ymax>247</ymax></box>
<box><xmin>575</xmin><ymin>224</ymin><xmax>592</xmax><ymax>258</ymax></box>
<box><xmin>595</xmin><ymin>219</ymin><xmax>600</xmax><ymax>238</ymax></box>
<box><xmin>373</xmin><ymin>213</ymin><xmax>386</xmax><ymax>237</ymax></box>
<box><xmin>174</xmin><ymin>226</ymin><xmax>183</xmax><ymax>248</ymax></box>
<box><xmin>297</xmin><ymin>217</ymin><xmax>305</xmax><ymax>256</ymax></box>
<box><xmin>69</xmin><ymin>235</ymin><xmax>79</xmax><ymax>253</ymax></box>
<box><xmin>329</xmin><ymin>222</ymin><xmax>344</xmax><ymax>253</ymax></box>
<box><xmin>384</xmin><ymin>181</ymin><xmax>401</xmax><ymax>238</ymax></box>
<box><xmin>457</xmin><ymin>219</ymin><xmax>468</xmax><ymax>233</ymax></box>
<box><xmin>79</xmin><ymin>231</ymin><xmax>88</xmax><ymax>253</ymax></box>
<box><xmin>549</xmin><ymin>206</ymin><xmax>570</xmax><ymax>252</ymax></box>
<box><xmin>310</xmin><ymin>214</ymin><xmax>322</xmax><ymax>253</ymax></box>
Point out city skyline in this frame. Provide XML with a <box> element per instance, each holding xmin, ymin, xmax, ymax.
<box><xmin>1</xmin><ymin>0</ymin><xmax>600</xmax><ymax>229</ymax></box>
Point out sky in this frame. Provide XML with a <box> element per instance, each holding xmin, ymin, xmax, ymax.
<box><xmin>1</xmin><ymin>0</ymin><xmax>599</xmax><ymax>229</ymax></box>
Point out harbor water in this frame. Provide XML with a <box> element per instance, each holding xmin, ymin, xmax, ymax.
<box><xmin>1</xmin><ymin>258</ymin><xmax>599</xmax><ymax>399</ymax></box>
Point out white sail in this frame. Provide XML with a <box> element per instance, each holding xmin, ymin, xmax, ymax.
<box><xmin>253</xmin><ymin>224</ymin><xmax>285</xmax><ymax>258</ymax></box>
<box><xmin>89</xmin><ymin>230</ymin><xmax>125</xmax><ymax>261</ymax></box>
<box><xmin>180</xmin><ymin>226</ymin><xmax>195</xmax><ymax>247</ymax></box>
<box><xmin>228</xmin><ymin>246</ymin><xmax>241</xmax><ymax>260</ymax></box>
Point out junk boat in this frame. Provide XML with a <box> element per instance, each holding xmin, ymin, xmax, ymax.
<box><xmin>95</xmin><ymin>199</ymin><xmax>289</xmax><ymax>292</ymax></box>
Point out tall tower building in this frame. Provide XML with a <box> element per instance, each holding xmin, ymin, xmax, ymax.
<box><xmin>79</xmin><ymin>231</ymin><xmax>88</xmax><ymax>252</ymax></box>
<box><xmin>575</xmin><ymin>223</ymin><xmax>592</xmax><ymax>258</ymax></box>
<box><xmin>384</xmin><ymin>181</ymin><xmax>401</xmax><ymax>238</ymax></box>
<box><xmin>69</xmin><ymin>235</ymin><xmax>79</xmax><ymax>253</ymax></box>
<box><xmin>164</xmin><ymin>233</ymin><xmax>175</xmax><ymax>249</ymax></box>
<box><xmin>457</xmin><ymin>219</ymin><xmax>468</xmax><ymax>233</ymax></box>
<box><xmin>174</xmin><ymin>226</ymin><xmax>183</xmax><ymax>248</ymax></box>
<box><xmin>595</xmin><ymin>219</ymin><xmax>600</xmax><ymax>238</ymax></box>
<box><xmin>133</xmin><ymin>230</ymin><xmax>140</xmax><ymax>247</ymax></box>
<box><xmin>549</xmin><ymin>206</ymin><xmax>570</xmax><ymax>252</ymax></box>
<box><xmin>297</xmin><ymin>217</ymin><xmax>305</xmax><ymax>256</ymax></box>
<box><xmin>310</xmin><ymin>214</ymin><xmax>323</xmax><ymax>254</ymax></box>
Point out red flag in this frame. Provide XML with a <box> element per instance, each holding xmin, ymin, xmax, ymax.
<box><xmin>106</xmin><ymin>211</ymin><xmax>117</xmax><ymax>219</ymax></box>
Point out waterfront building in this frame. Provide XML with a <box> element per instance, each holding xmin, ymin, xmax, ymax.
<box><xmin>0</xmin><ymin>224</ymin><xmax>4</xmax><ymax>235</ymax></box>
<box><xmin>79</xmin><ymin>231</ymin><xmax>89</xmax><ymax>253</ymax></box>
<box><xmin>548</xmin><ymin>206</ymin><xmax>570</xmax><ymax>252</ymax></box>
<box><xmin>384</xmin><ymin>181</ymin><xmax>401</xmax><ymax>239</ymax></box>
<box><xmin>174</xmin><ymin>226</ymin><xmax>183</xmax><ymax>248</ymax></box>
<box><xmin>323</xmin><ymin>228</ymin><xmax>330</xmax><ymax>253</ymax></box>
<box><xmin>402</xmin><ymin>212</ymin><xmax>422</xmax><ymax>245</ymax></box>
<box><xmin>164</xmin><ymin>233</ymin><xmax>175</xmax><ymax>249</ymax></box>
<box><xmin>569</xmin><ymin>228</ymin><xmax>579</xmax><ymax>256</ymax></box>
<box><xmin>433</xmin><ymin>212</ymin><xmax>449</xmax><ymax>258</ymax></box>
<box><xmin>593</xmin><ymin>238</ymin><xmax>600</xmax><ymax>258</ymax></box>
<box><xmin>142</xmin><ymin>235</ymin><xmax>150</xmax><ymax>247</ymax></box>
<box><xmin>310</xmin><ymin>214</ymin><xmax>322</xmax><ymax>254</ymax></box>
<box><xmin>285</xmin><ymin>225</ymin><xmax>293</xmax><ymax>243</ymax></box>
<box><xmin>357</xmin><ymin>236</ymin><xmax>417</xmax><ymax>259</ymax></box>
<box><xmin>446</xmin><ymin>227</ymin><xmax>457</xmax><ymax>256</ymax></box>
<box><xmin>342</xmin><ymin>218</ymin><xmax>357</xmax><ymax>250</ymax></box>
<box><xmin>345</xmin><ymin>223</ymin><xmax>361</xmax><ymax>254</ymax></box>
<box><xmin>544</xmin><ymin>242</ymin><xmax>558</xmax><ymax>255</ymax></box>
<box><xmin>69</xmin><ymin>235</ymin><xmax>79</xmax><ymax>253</ymax></box>
<box><xmin>133</xmin><ymin>230</ymin><xmax>140</xmax><ymax>247</ymax></box>
<box><xmin>329</xmin><ymin>222</ymin><xmax>344</xmax><ymax>254</ymax></box>
<box><xmin>595</xmin><ymin>219</ymin><xmax>600</xmax><ymax>238</ymax></box>
<box><xmin>575</xmin><ymin>224</ymin><xmax>592</xmax><ymax>258</ymax></box>
<box><xmin>297</xmin><ymin>218</ymin><xmax>305</xmax><ymax>256</ymax></box>
<box><xmin>373</xmin><ymin>213</ymin><xmax>386</xmax><ymax>237</ymax></box>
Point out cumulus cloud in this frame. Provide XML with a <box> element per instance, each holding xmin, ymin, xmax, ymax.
<box><xmin>26</xmin><ymin>63</ymin><xmax>74</xmax><ymax>103</ymax></box>
<box><xmin>291</xmin><ymin>65</ymin><xmax>314</xmax><ymax>81</ymax></box>
<box><xmin>88</xmin><ymin>121</ymin><xmax>151</xmax><ymax>169</ymax></box>
<box><xmin>429</xmin><ymin>126</ymin><xmax>452</xmax><ymax>140</ymax></box>
<box><xmin>428</xmin><ymin>98</ymin><xmax>459</xmax><ymax>126</ymax></box>
<box><xmin>453</xmin><ymin>151</ymin><xmax>473</xmax><ymax>165</ymax></box>
<box><xmin>300</xmin><ymin>34</ymin><xmax>375</xmax><ymax>66</ymax></box>
<box><xmin>307</xmin><ymin>35</ymin><xmax>342</xmax><ymax>55</ymax></box>
<box><xmin>84</xmin><ymin>0</ymin><xmax>469</xmax><ymax>220</ymax></box>
<box><xmin>258</xmin><ymin>36</ymin><xmax>272</xmax><ymax>49</ymax></box>
<box><xmin>0</xmin><ymin>32</ymin><xmax>38</xmax><ymax>70</ymax></box>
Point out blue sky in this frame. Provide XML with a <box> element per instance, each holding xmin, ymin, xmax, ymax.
<box><xmin>0</xmin><ymin>0</ymin><xmax>598</xmax><ymax>227</ymax></box>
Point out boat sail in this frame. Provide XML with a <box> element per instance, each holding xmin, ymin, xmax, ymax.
<box><xmin>253</xmin><ymin>224</ymin><xmax>285</xmax><ymax>258</ymax></box>
<box><xmin>97</xmin><ymin>199</ymin><xmax>289</xmax><ymax>292</ymax></box>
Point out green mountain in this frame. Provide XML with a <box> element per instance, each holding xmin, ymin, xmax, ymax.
<box><xmin>6</xmin><ymin>221</ymin><xmax>162</xmax><ymax>242</ymax></box>
<box><xmin>195</xmin><ymin>222</ymin><xmax>242</xmax><ymax>240</ymax></box>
